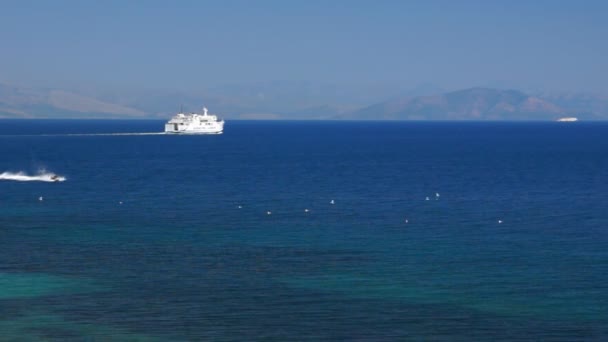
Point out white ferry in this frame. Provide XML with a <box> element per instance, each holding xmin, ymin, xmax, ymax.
<box><xmin>556</xmin><ymin>117</ymin><xmax>578</xmax><ymax>122</ymax></box>
<box><xmin>165</xmin><ymin>107</ymin><xmax>224</xmax><ymax>134</ymax></box>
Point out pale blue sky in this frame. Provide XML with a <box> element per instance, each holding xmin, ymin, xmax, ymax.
<box><xmin>1</xmin><ymin>0</ymin><xmax>606</xmax><ymax>92</ymax></box>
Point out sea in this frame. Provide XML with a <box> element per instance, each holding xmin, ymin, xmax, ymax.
<box><xmin>0</xmin><ymin>119</ymin><xmax>607</xmax><ymax>341</ymax></box>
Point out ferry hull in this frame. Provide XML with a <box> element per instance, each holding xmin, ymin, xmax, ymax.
<box><xmin>164</xmin><ymin>124</ymin><xmax>224</xmax><ymax>134</ymax></box>
<box><xmin>165</xmin><ymin>130</ymin><xmax>223</xmax><ymax>134</ymax></box>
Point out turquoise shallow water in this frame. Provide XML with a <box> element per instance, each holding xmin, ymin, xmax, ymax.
<box><xmin>0</xmin><ymin>120</ymin><xmax>607</xmax><ymax>340</ymax></box>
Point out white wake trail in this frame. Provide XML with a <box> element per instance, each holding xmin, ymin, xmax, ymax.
<box><xmin>0</xmin><ymin>132</ymin><xmax>167</xmax><ymax>137</ymax></box>
<box><xmin>0</xmin><ymin>170</ymin><xmax>67</xmax><ymax>182</ymax></box>
<box><xmin>62</xmin><ymin>132</ymin><xmax>167</xmax><ymax>136</ymax></box>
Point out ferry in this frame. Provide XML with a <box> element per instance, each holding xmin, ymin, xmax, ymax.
<box><xmin>556</xmin><ymin>117</ymin><xmax>578</xmax><ymax>122</ymax></box>
<box><xmin>165</xmin><ymin>107</ymin><xmax>224</xmax><ymax>134</ymax></box>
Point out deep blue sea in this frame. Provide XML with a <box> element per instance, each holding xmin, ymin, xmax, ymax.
<box><xmin>1</xmin><ymin>120</ymin><xmax>607</xmax><ymax>340</ymax></box>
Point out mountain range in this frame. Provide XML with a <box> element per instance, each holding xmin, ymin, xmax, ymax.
<box><xmin>345</xmin><ymin>88</ymin><xmax>572</xmax><ymax>120</ymax></box>
<box><xmin>0</xmin><ymin>83</ymin><xmax>146</xmax><ymax>119</ymax></box>
<box><xmin>1</xmin><ymin>82</ymin><xmax>606</xmax><ymax>120</ymax></box>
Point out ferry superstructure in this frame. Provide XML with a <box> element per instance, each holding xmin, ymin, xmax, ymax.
<box><xmin>165</xmin><ymin>107</ymin><xmax>224</xmax><ymax>134</ymax></box>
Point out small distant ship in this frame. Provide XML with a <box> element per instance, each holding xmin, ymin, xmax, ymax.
<box><xmin>165</xmin><ymin>107</ymin><xmax>224</xmax><ymax>134</ymax></box>
<box><xmin>556</xmin><ymin>117</ymin><xmax>578</xmax><ymax>122</ymax></box>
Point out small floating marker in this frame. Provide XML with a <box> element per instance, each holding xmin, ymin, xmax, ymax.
<box><xmin>38</xmin><ymin>196</ymin><xmax>43</xmax><ymax>201</ymax></box>
<box><xmin>330</xmin><ymin>199</ymin><xmax>335</xmax><ymax>205</ymax></box>
<box><xmin>267</xmin><ymin>211</ymin><xmax>272</xmax><ymax>215</ymax></box>
<box><xmin>436</xmin><ymin>192</ymin><xmax>440</xmax><ymax>197</ymax></box>
<box><xmin>119</xmin><ymin>201</ymin><xmax>123</xmax><ymax>205</ymax></box>
<box><xmin>425</xmin><ymin>197</ymin><xmax>430</xmax><ymax>201</ymax></box>
<box><xmin>238</xmin><ymin>205</ymin><xmax>242</xmax><ymax>209</ymax></box>
<box><xmin>304</xmin><ymin>208</ymin><xmax>309</xmax><ymax>213</ymax></box>
<box><xmin>498</xmin><ymin>220</ymin><xmax>503</xmax><ymax>224</ymax></box>
<box><xmin>404</xmin><ymin>218</ymin><xmax>409</xmax><ymax>224</ymax></box>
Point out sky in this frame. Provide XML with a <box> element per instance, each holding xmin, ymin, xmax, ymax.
<box><xmin>0</xmin><ymin>0</ymin><xmax>606</xmax><ymax>93</ymax></box>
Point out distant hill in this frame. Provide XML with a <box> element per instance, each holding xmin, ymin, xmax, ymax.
<box><xmin>344</xmin><ymin>88</ymin><xmax>569</xmax><ymax>120</ymax></box>
<box><xmin>534</xmin><ymin>92</ymin><xmax>608</xmax><ymax>120</ymax></box>
<box><xmin>284</xmin><ymin>105</ymin><xmax>356</xmax><ymax>120</ymax></box>
<box><xmin>2</xmin><ymin>82</ymin><xmax>607</xmax><ymax>120</ymax></box>
<box><xmin>0</xmin><ymin>83</ymin><xmax>146</xmax><ymax>118</ymax></box>
<box><xmin>0</xmin><ymin>80</ymin><xmax>414</xmax><ymax>119</ymax></box>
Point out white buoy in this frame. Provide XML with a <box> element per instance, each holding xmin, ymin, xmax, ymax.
<box><xmin>498</xmin><ymin>220</ymin><xmax>503</xmax><ymax>224</ymax></box>
<box><xmin>238</xmin><ymin>205</ymin><xmax>242</xmax><ymax>209</ymax></box>
<box><xmin>436</xmin><ymin>192</ymin><xmax>440</xmax><ymax>197</ymax></box>
<box><xmin>330</xmin><ymin>199</ymin><xmax>335</xmax><ymax>205</ymax></box>
<box><xmin>304</xmin><ymin>209</ymin><xmax>309</xmax><ymax>213</ymax></box>
<box><xmin>119</xmin><ymin>201</ymin><xmax>123</xmax><ymax>205</ymax></box>
<box><xmin>425</xmin><ymin>197</ymin><xmax>430</xmax><ymax>201</ymax></box>
<box><xmin>38</xmin><ymin>196</ymin><xmax>43</xmax><ymax>201</ymax></box>
<box><xmin>267</xmin><ymin>211</ymin><xmax>272</xmax><ymax>215</ymax></box>
<box><xmin>405</xmin><ymin>219</ymin><xmax>409</xmax><ymax>223</ymax></box>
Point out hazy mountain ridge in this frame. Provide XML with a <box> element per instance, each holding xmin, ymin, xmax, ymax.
<box><xmin>0</xmin><ymin>81</ymin><xmax>402</xmax><ymax>119</ymax></box>
<box><xmin>344</xmin><ymin>87</ymin><xmax>590</xmax><ymax>120</ymax></box>
<box><xmin>534</xmin><ymin>92</ymin><xmax>608</xmax><ymax>119</ymax></box>
<box><xmin>0</xmin><ymin>83</ymin><xmax>145</xmax><ymax>118</ymax></box>
<box><xmin>1</xmin><ymin>82</ymin><xmax>607</xmax><ymax>120</ymax></box>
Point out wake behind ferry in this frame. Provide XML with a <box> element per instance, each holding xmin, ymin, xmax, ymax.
<box><xmin>165</xmin><ymin>107</ymin><xmax>224</xmax><ymax>134</ymax></box>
